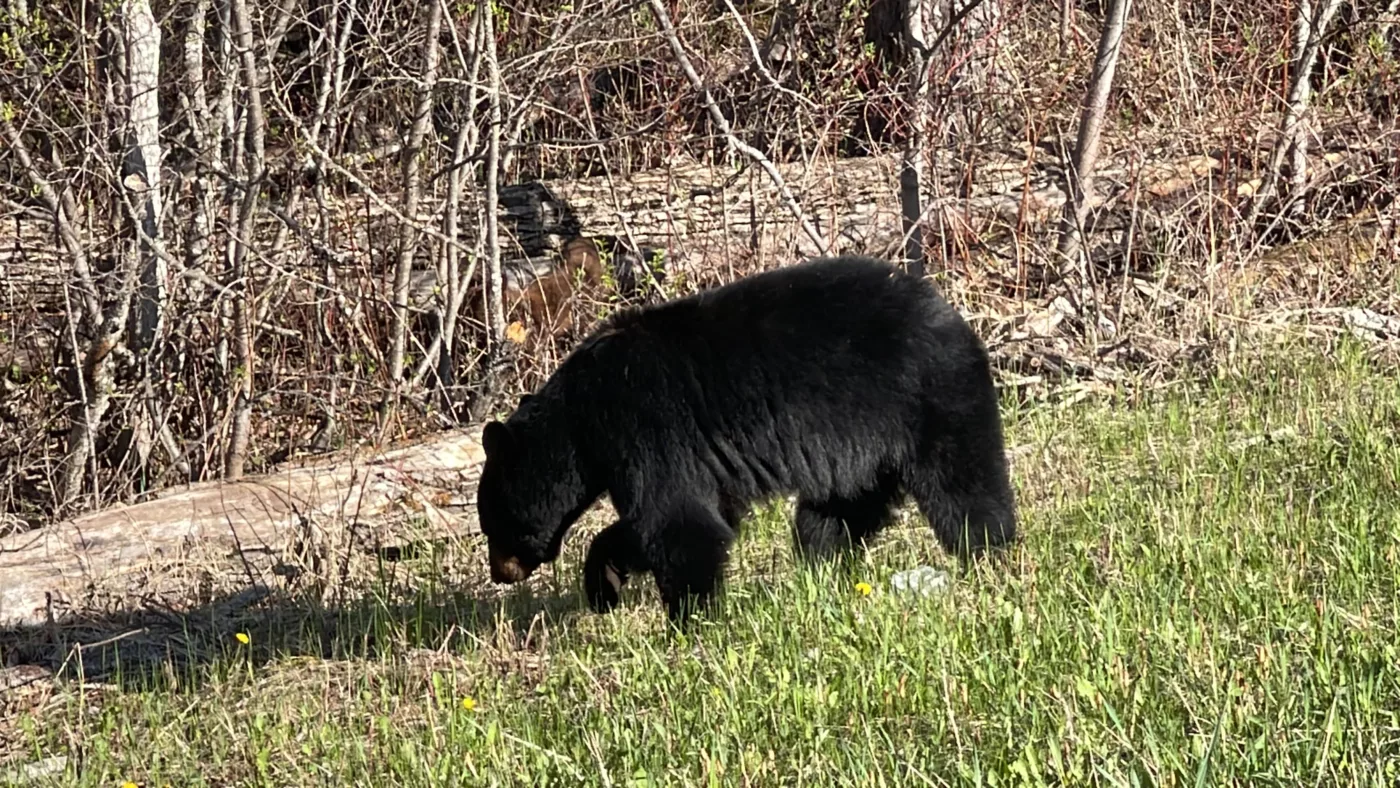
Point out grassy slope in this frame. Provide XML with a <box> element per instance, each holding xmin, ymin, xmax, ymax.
<box><xmin>3</xmin><ymin>336</ymin><xmax>1398</xmax><ymax>787</ymax></box>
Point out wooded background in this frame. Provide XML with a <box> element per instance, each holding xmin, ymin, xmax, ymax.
<box><xmin>2</xmin><ymin>0</ymin><xmax>1397</xmax><ymax>540</ymax></box>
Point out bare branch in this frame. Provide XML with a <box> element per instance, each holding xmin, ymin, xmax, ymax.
<box><xmin>0</xmin><ymin>118</ymin><xmax>100</xmax><ymax>326</ymax></box>
<box><xmin>411</xmin><ymin>0</ymin><xmax>486</xmax><ymax>396</ymax></box>
<box><xmin>720</xmin><ymin>0</ymin><xmax>819</xmax><ymax>111</ymax></box>
<box><xmin>1243</xmin><ymin>0</ymin><xmax>1345</xmax><ymax>238</ymax></box>
<box><xmin>645</xmin><ymin>0</ymin><xmax>829</xmax><ymax>257</ymax></box>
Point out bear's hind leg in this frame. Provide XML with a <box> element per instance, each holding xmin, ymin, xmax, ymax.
<box><xmin>583</xmin><ymin>520</ymin><xmax>649</xmax><ymax>614</ymax></box>
<box><xmin>793</xmin><ymin>472</ymin><xmax>901</xmax><ymax>562</ymax></box>
<box><xmin>645</xmin><ymin>498</ymin><xmax>737</xmax><ymax>624</ymax></box>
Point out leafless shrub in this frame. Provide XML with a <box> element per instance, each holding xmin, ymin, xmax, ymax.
<box><xmin>1</xmin><ymin>0</ymin><xmax>1396</xmax><ymax>527</ymax></box>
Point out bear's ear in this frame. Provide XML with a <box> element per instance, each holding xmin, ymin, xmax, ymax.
<box><xmin>482</xmin><ymin>420</ymin><xmax>514</xmax><ymax>458</ymax></box>
<box><xmin>517</xmin><ymin>394</ymin><xmax>533</xmax><ymax>410</ymax></box>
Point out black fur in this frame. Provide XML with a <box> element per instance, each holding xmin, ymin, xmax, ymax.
<box><xmin>475</xmin><ymin>255</ymin><xmax>1017</xmax><ymax>623</ymax></box>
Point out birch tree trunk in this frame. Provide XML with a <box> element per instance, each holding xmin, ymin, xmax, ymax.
<box><xmin>119</xmin><ymin>0</ymin><xmax>175</xmax><ymax>481</ymax></box>
<box><xmin>1056</xmin><ymin>0</ymin><xmax>1132</xmax><ymax>267</ymax></box>
<box><xmin>122</xmin><ymin>0</ymin><xmax>164</xmax><ymax>352</ymax></box>
<box><xmin>182</xmin><ymin>0</ymin><xmax>218</xmax><ymax>285</ymax></box>
<box><xmin>484</xmin><ymin>2</ymin><xmax>507</xmax><ymax>346</ymax></box>
<box><xmin>1287</xmin><ymin>0</ymin><xmax>1316</xmax><ymax>222</ymax></box>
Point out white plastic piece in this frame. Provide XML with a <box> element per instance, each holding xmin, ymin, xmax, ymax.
<box><xmin>889</xmin><ymin>565</ymin><xmax>951</xmax><ymax>597</ymax></box>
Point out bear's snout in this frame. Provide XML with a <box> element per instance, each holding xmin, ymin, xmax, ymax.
<box><xmin>488</xmin><ymin>547</ymin><xmax>534</xmax><ymax>584</ymax></box>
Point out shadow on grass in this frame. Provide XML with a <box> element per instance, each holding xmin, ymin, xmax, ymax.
<box><xmin>0</xmin><ymin>499</ymin><xmax>1007</xmax><ymax>697</ymax></box>
<box><xmin>0</xmin><ymin>537</ymin><xmax>606</xmax><ymax>694</ymax></box>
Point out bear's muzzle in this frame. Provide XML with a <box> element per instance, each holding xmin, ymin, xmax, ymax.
<box><xmin>488</xmin><ymin>546</ymin><xmax>535</xmax><ymax>584</ymax></box>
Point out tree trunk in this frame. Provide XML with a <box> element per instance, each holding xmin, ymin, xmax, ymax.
<box><xmin>484</xmin><ymin>2</ymin><xmax>507</xmax><ymax>346</ymax></box>
<box><xmin>224</xmin><ymin>0</ymin><xmax>267</xmax><ymax>481</ymax></box>
<box><xmin>121</xmin><ymin>0</ymin><xmax>179</xmax><ymax>481</ymax></box>
<box><xmin>1287</xmin><ymin>0</ymin><xmax>1316</xmax><ymax>222</ymax></box>
<box><xmin>1056</xmin><ymin>0</ymin><xmax>1132</xmax><ymax>267</ymax></box>
<box><xmin>122</xmin><ymin>0</ymin><xmax>164</xmax><ymax>353</ymax></box>
<box><xmin>387</xmin><ymin>0</ymin><xmax>444</xmax><ymax>385</ymax></box>
<box><xmin>899</xmin><ymin>0</ymin><xmax>931</xmax><ymax>277</ymax></box>
<box><xmin>182</xmin><ymin>0</ymin><xmax>218</xmax><ymax>284</ymax></box>
<box><xmin>1059</xmin><ymin>0</ymin><xmax>1073</xmax><ymax>58</ymax></box>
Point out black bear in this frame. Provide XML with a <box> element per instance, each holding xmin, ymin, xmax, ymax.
<box><xmin>475</xmin><ymin>255</ymin><xmax>1017</xmax><ymax>622</ymax></box>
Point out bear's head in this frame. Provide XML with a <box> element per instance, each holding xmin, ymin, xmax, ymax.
<box><xmin>476</xmin><ymin>406</ymin><xmax>594</xmax><ymax>585</ymax></box>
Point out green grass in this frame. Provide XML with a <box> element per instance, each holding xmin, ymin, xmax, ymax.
<box><xmin>4</xmin><ymin>337</ymin><xmax>1399</xmax><ymax>786</ymax></box>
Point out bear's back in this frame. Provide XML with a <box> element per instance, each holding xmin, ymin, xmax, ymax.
<box><xmin>586</xmin><ymin>255</ymin><xmax>945</xmax><ymax>343</ymax></box>
<box><xmin>544</xmin><ymin>255</ymin><xmax>963</xmax><ymax>419</ymax></box>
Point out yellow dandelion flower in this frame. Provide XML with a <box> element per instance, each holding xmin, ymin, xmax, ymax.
<box><xmin>854</xmin><ymin>582</ymin><xmax>873</xmax><ymax>597</ymax></box>
<box><xmin>121</xmin><ymin>782</ymin><xmax>139</xmax><ymax>788</ymax></box>
<box><xmin>460</xmin><ymin>696</ymin><xmax>477</xmax><ymax>711</ymax></box>
<box><xmin>234</xmin><ymin>632</ymin><xmax>251</xmax><ymax>645</ymax></box>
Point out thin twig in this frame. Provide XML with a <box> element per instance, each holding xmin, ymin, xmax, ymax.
<box><xmin>720</xmin><ymin>0</ymin><xmax>819</xmax><ymax>111</ymax></box>
<box><xmin>645</xmin><ymin>0</ymin><xmax>829</xmax><ymax>256</ymax></box>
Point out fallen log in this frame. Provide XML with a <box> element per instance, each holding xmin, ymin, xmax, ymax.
<box><xmin>4</xmin><ymin>145</ymin><xmax>1231</xmax><ymax>312</ymax></box>
<box><xmin>0</xmin><ymin>430</ymin><xmax>485</xmax><ymax>629</ymax></box>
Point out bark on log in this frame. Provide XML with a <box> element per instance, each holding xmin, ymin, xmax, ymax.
<box><xmin>0</xmin><ymin>431</ymin><xmax>485</xmax><ymax>628</ymax></box>
<box><xmin>12</xmin><ymin>131</ymin><xmax>1387</xmax><ymax>318</ymax></box>
<box><xmin>503</xmin><ymin>148</ymin><xmax>1067</xmax><ymax>276</ymax></box>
